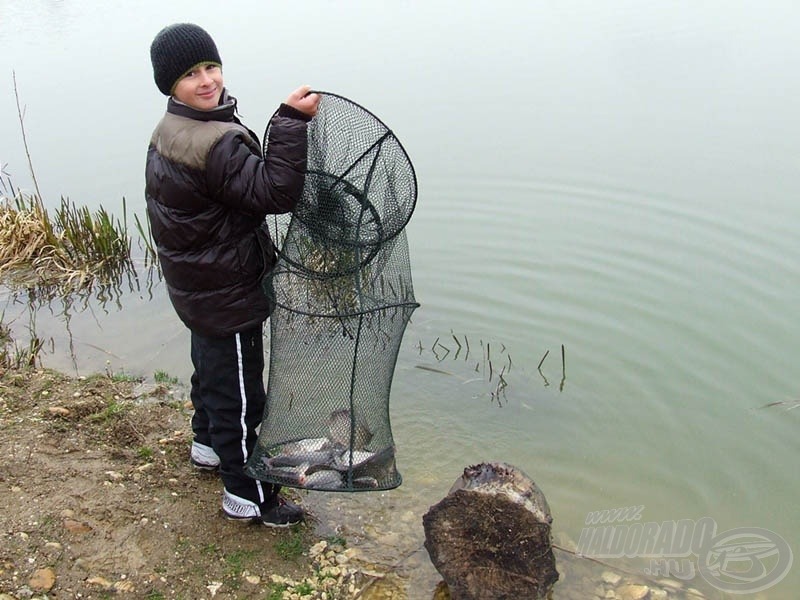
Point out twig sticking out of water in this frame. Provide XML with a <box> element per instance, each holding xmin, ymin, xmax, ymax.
<box><xmin>537</xmin><ymin>350</ymin><xmax>549</xmax><ymax>370</ymax></box>
<box><xmin>452</xmin><ymin>337</ymin><xmax>463</xmax><ymax>359</ymax></box>
<box><xmin>451</xmin><ymin>333</ymin><xmax>461</xmax><ymax>351</ymax></box>
<box><xmin>433</xmin><ymin>340</ymin><xmax>450</xmax><ymax>361</ymax></box>
<box><xmin>490</xmin><ymin>365</ymin><xmax>508</xmax><ymax>406</ymax></box>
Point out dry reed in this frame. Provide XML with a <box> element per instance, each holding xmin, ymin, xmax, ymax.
<box><xmin>0</xmin><ymin>187</ymin><xmax>132</xmax><ymax>293</ymax></box>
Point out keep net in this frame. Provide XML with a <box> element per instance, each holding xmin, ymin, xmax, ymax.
<box><xmin>245</xmin><ymin>92</ymin><xmax>418</xmax><ymax>491</ymax></box>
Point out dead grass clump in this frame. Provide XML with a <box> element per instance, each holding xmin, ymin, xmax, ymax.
<box><xmin>0</xmin><ymin>194</ymin><xmax>56</xmax><ymax>270</ymax></box>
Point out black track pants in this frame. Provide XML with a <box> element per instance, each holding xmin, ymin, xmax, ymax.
<box><xmin>189</xmin><ymin>325</ymin><xmax>278</xmax><ymax>506</ymax></box>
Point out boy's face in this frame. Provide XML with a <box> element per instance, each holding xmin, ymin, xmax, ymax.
<box><xmin>173</xmin><ymin>64</ymin><xmax>224</xmax><ymax>111</ymax></box>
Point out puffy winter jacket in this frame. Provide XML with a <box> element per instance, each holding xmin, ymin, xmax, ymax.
<box><xmin>145</xmin><ymin>93</ymin><xmax>310</xmax><ymax>337</ymax></box>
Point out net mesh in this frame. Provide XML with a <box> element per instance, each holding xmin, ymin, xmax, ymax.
<box><xmin>245</xmin><ymin>92</ymin><xmax>418</xmax><ymax>492</ymax></box>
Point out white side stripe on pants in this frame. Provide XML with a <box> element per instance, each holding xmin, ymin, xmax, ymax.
<box><xmin>235</xmin><ymin>333</ymin><xmax>264</xmax><ymax>505</ymax></box>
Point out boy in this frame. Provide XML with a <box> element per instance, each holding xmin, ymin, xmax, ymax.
<box><xmin>145</xmin><ymin>23</ymin><xmax>319</xmax><ymax>526</ymax></box>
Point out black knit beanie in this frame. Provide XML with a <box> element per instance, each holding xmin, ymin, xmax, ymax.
<box><xmin>150</xmin><ymin>23</ymin><xmax>222</xmax><ymax>96</ymax></box>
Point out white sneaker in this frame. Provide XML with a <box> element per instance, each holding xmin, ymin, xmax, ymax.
<box><xmin>222</xmin><ymin>489</ymin><xmax>304</xmax><ymax>528</ymax></box>
<box><xmin>190</xmin><ymin>441</ymin><xmax>220</xmax><ymax>471</ymax></box>
<box><xmin>221</xmin><ymin>489</ymin><xmax>260</xmax><ymax>522</ymax></box>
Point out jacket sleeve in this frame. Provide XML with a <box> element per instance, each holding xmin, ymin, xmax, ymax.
<box><xmin>206</xmin><ymin>105</ymin><xmax>310</xmax><ymax>217</ymax></box>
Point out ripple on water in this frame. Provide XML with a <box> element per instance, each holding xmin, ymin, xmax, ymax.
<box><xmin>400</xmin><ymin>173</ymin><xmax>800</xmax><ymax>596</ymax></box>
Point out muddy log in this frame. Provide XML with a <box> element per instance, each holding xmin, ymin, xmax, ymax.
<box><xmin>422</xmin><ymin>462</ymin><xmax>559</xmax><ymax>600</ymax></box>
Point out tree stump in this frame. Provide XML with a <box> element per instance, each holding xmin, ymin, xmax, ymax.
<box><xmin>422</xmin><ymin>462</ymin><xmax>559</xmax><ymax>600</ymax></box>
